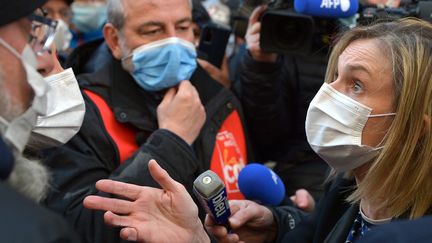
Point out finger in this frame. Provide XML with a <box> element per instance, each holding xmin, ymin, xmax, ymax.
<box><xmin>228</xmin><ymin>202</ymin><xmax>260</xmax><ymax>228</ymax></box>
<box><xmin>247</xmin><ymin>23</ymin><xmax>262</xmax><ymax>37</ymax></box>
<box><xmin>120</xmin><ymin>227</ymin><xmax>139</xmax><ymax>242</ymax></box>
<box><xmin>83</xmin><ymin>195</ymin><xmax>133</xmax><ymax>214</ymax></box>
<box><xmin>159</xmin><ymin>87</ymin><xmax>177</xmax><ymax>106</ymax></box>
<box><xmin>207</xmin><ymin>224</ymin><xmax>228</xmax><ymax>238</ymax></box>
<box><xmin>197</xmin><ymin>59</ymin><xmax>218</xmax><ymax>74</ymax></box>
<box><xmin>204</xmin><ymin>214</ymin><xmax>216</xmax><ymax>227</ymax></box>
<box><xmin>249</xmin><ymin>5</ymin><xmax>266</xmax><ymax>26</ymax></box>
<box><xmin>148</xmin><ymin>159</ymin><xmax>181</xmax><ymax>193</ymax></box>
<box><xmin>290</xmin><ymin>195</ymin><xmax>297</xmax><ymax>207</ymax></box>
<box><xmin>104</xmin><ymin>211</ymin><xmax>133</xmax><ymax>228</ymax></box>
<box><xmin>95</xmin><ymin>179</ymin><xmax>142</xmax><ymax>201</ymax></box>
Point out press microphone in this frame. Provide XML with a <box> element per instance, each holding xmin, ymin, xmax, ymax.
<box><xmin>294</xmin><ymin>0</ymin><xmax>359</xmax><ymax>18</ymax></box>
<box><xmin>193</xmin><ymin>170</ymin><xmax>231</xmax><ymax>225</ymax></box>
<box><xmin>238</xmin><ymin>163</ymin><xmax>286</xmax><ymax>206</ymax></box>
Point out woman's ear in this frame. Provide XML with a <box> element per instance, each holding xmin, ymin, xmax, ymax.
<box><xmin>103</xmin><ymin>23</ymin><xmax>123</xmax><ymax>60</ymax></box>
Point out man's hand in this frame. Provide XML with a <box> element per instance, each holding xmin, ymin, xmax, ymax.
<box><xmin>197</xmin><ymin>58</ymin><xmax>231</xmax><ymax>88</ymax></box>
<box><xmin>205</xmin><ymin>200</ymin><xmax>277</xmax><ymax>243</ymax></box>
<box><xmin>245</xmin><ymin>6</ymin><xmax>277</xmax><ymax>63</ymax></box>
<box><xmin>157</xmin><ymin>81</ymin><xmax>206</xmax><ymax>145</ymax></box>
<box><xmin>83</xmin><ymin>160</ymin><xmax>210</xmax><ymax>243</ymax></box>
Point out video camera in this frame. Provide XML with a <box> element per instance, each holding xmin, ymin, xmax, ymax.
<box><xmin>233</xmin><ymin>0</ymin><xmax>357</xmax><ymax>55</ymax></box>
<box><xmin>232</xmin><ymin>0</ymin><xmax>432</xmax><ymax>55</ymax></box>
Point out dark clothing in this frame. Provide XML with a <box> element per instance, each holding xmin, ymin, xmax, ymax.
<box><xmin>274</xmin><ymin>176</ymin><xmax>432</xmax><ymax>243</ymax></box>
<box><xmin>239</xmin><ymin>51</ymin><xmax>329</xmax><ymax>199</ymax></box>
<box><xmin>357</xmin><ymin>216</ymin><xmax>432</xmax><ymax>243</ymax></box>
<box><xmin>0</xmin><ymin>182</ymin><xmax>80</xmax><ymax>243</ymax></box>
<box><xmin>43</xmin><ymin>48</ymin><xmax>252</xmax><ymax>243</ymax></box>
<box><xmin>273</xmin><ymin>177</ymin><xmax>358</xmax><ymax>243</ymax></box>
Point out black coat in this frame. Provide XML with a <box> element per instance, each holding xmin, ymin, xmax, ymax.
<box><xmin>357</xmin><ymin>216</ymin><xmax>432</xmax><ymax>243</ymax></box>
<box><xmin>0</xmin><ymin>182</ymin><xmax>80</xmax><ymax>243</ymax></box>
<box><xmin>273</xmin><ymin>177</ymin><xmax>432</xmax><ymax>243</ymax></box>
<box><xmin>272</xmin><ymin>176</ymin><xmax>357</xmax><ymax>243</ymax></box>
<box><xmin>239</xmin><ymin>52</ymin><xmax>329</xmax><ymax>198</ymax></box>
<box><xmin>43</xmin><ymin>49</ymin><xmax>252</xmax><ymax>243</ymax></box>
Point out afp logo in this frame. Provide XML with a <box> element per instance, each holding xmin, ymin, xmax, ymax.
<box><xmin>320</xmin><ymin>0</ymin><xmax>351</xmax><ymax>12</ymax></box>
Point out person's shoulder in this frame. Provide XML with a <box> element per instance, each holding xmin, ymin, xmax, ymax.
<box><xmin>358</xmin><ymin>216</ymin><xmax>432</xmax><ymax>243</ymax></box>
<box><xmin>0</xmin><ymin>183</ymin><xmax>80</xmax><ymax>242</ymax></box>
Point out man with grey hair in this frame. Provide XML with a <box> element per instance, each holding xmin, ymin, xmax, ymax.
<box><xmin>0</xmin><ymin>0</ymin><xmax>79</xmax><ymax>241</ymax></box>
<box><xmin>43</xmin><ymin>0</ymin><xmax>252</xmax><ymax>242</ymax></box>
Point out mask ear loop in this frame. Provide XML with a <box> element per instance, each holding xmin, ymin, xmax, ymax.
<box><xmin>367</xmin><ymin>112</ymin><xmax>397</xmax><ymax>118</ymax></box>
<box><xmin>0</xmin><ymin>38</ymin><xmax>22</xmax><ymax>59</ymax></box>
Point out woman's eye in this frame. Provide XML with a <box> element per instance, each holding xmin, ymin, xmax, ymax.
<box><xmin>352</xmin><ymin>81</ymin><xmax>363</xmax><ymax>93</ymax></box>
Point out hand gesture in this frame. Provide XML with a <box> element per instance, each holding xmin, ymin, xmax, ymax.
<box><xmin>83</xmin><ymin>160</ymin><xmax>209</xmax><ymax>243</ymax></box>
<box><xmin>157</xmin><ymin>81</ymin><xmax>206</xmax><ymax>145</ymax></box>
<box><xmin>245</xmin><ymin>6</ymin><xmax>277</xmax><ymax>63</ymax></box>
<box><xmin>205</xmin><ymin>200</ymin><xmax>277</xmax><ymax>243</ymax></box>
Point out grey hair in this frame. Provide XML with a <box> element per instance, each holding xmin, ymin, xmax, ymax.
<box><xmin>107</xmin><ymin>0</ymin><xmax>193</xmax><ymax>30</ymax></box>
<box><xmin>107</xmin><ymin>0</ymin><xmax>126</xmax><ymax>30</ymax></box>
<box><xmin>7</xmin><ymin>154</ymin><xmax>50</xmax><ymax>203</ymax></box>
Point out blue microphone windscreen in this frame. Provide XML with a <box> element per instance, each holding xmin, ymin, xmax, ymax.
<box><xmin>238</xmin><ymin>163</ymin><xmax>285</xmax><ymax>206</ymax></box>
<box><xmin>294</xmin><ymin>0</ymin><xmax>359</xmax><ymax>18</ymax></box>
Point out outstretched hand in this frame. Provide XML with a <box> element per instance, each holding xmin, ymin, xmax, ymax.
<box><xmin>83</xmin><ymin>160</ymin><xmax>209</xmax><ymax>243</ymax></box>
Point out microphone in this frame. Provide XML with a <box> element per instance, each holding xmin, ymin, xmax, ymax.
<box><xmin>294</xmin><ymin>0</ymin><xmax>359</xmax><ymax>18</ymax></box>
<box><xmin>193</xmin><ymin>170</ymin><xmax>231</xmax><ymax>225</ymax></box>
<box><xmin>238</xmin><ymin>163</ymin><xmax>286</xmax><ymax>206</ymax></box>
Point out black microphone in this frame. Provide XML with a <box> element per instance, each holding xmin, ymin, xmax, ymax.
<box><xmin>193</xmin><ymin>170</ymin><xmax>231</xmax><ymax>226</ymax></box>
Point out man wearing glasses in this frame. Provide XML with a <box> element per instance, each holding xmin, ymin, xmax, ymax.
<box><xmin>0</xmin><ymin>0</ymin><xmax>79</xmax><ymax>241</ymax></box>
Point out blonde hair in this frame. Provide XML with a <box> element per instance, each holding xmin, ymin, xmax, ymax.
<box><xmin>325</xmin><ymin>18</ymin><xmax>432</xmax><ymax>219</ymax></box>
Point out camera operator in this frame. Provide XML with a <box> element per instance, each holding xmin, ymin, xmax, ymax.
<box><xmin>239</xmin><ymin>5</ymin><xmax>332</xmax><ymax>200</ymax></box>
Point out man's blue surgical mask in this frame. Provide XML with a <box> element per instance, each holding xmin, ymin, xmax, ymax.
<box><xmin>122</xmin><ymin>37</ymin><xmax>197</xmax><ymax>92</ymax></box>
<box><xmin>71</xmin><ymin>2</ymin><xmax>107</xmax><ymax>33</ymax></box>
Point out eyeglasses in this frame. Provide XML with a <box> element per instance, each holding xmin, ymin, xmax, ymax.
<box><xmin>28</xmin><ymin>8</ymin><xmax>58</xmax><ymax>54</ymax></box>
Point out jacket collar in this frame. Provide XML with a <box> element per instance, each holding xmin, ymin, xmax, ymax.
<box><xmin>78</xmin><ymin>45</ymin><xmax>224</xmax><ymax>132</ymax></box>
<box><xmin>79</xmin><ymin>55</ymin><xmax>160</xmax><ymax>132</ymax></box>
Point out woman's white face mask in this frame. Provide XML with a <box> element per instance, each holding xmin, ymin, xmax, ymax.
<box><xmin>305</xmin><ymin>83</ymin><xmax>396</xmax><ymax>172</ymax></box>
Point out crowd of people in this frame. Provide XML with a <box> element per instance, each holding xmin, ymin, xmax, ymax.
<box><xmin>0</xmin><ymin>0</ymin><xmax>431</xmax><ymax>242</ymax></box>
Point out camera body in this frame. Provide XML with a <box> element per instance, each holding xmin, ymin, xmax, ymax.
<box><xmin>233</xmin><ymin>0</ymin><xmax>432</xmax><ymax>55</ymax></box>
<box><xmin>260</xmin><ymin>0</ymin><xmax>340</xmax><ymax>55</ymax></box>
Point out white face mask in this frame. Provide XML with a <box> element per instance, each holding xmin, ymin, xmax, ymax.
<box><xmin>27</xmin><ymin>68</ymin><xmax>85</xmax><ymax>150</ymax></box>
<box><xmin>305</xmin><ymin>83</ymin><xmax>396</xmax><ymax>172</ymax></box>
<box><xmin>53</xmin><ymin>19</ymin><xmax>72</xmax><ymax>52</ymax></box>
<box><xmin>0</xmin><ymin>39</ymin><xmax>50</xmax><ymax>153</ymax></box>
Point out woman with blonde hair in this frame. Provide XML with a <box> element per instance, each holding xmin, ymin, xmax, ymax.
<box><xmin>82</xmin><ymin>18</ymin><xmax>432</xmax><ymax>243</ymax></box>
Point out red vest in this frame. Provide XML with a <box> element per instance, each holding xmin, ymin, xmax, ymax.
<box><xmin>85</xmin><ymin>89</ymin><xmax>247</xmax><ymax>199</ymax></box>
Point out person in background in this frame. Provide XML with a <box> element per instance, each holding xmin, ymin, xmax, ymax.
<box><xmin>193</xmin><ymin>0</ymin><xmax>232</xmax><ymax>89</ymax></box>
<box><xmin>84</xmin><ymin>18</ymin><xmax>432</xmax><ymax>243</ymax></box>
<box><xmin>42</xmin><ymin>0</ymin><xmax>252</xmax><ymax>242</ymax></box>
<box><xmin>70</xmin><ymin>0</ymin><xmax>107</xmax><ymax>48</ymax></box>
<box><xmin>238</xmin><ymin>5</ymin><xmax>331</xmax><ymax>200</ymax></box>
<box><xmin>42</xmin><ymin>0</ymin><xmax>74</xmax><ymax>61</ymax></box>
<box><xmin>0</xmin><ymin>0</ymin><xmax>80</xmax><ymax>241</ymax></box>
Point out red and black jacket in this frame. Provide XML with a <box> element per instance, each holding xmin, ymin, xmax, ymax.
<box><xmin>43</xmin><ymin>44</ymin><xmax>253</xmax><ymax>243</ymax></box>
